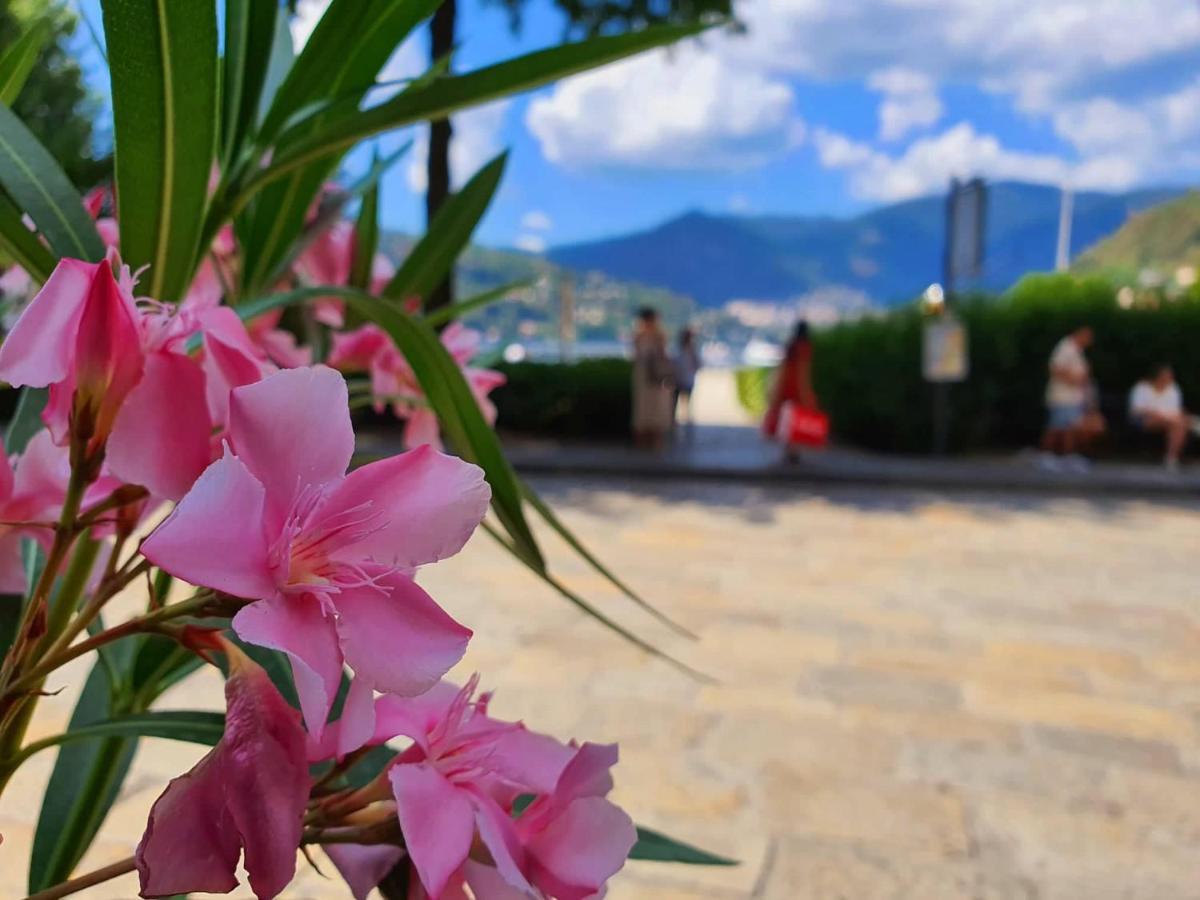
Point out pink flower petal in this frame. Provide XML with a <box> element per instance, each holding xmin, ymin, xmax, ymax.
<box><xmin>141</xmin><ymin>449</ymin><xmax>276</xmax><ymax>599</ymax></box>
<box><xmin>334</xmin><ymin>572</ymin><xmax>471</xmax><ymax>698</ymax></box>
<box><xmin>472</xmin><ymin>790</ymin><xmax>533</xmax><ymax>895</ymax></box>
<box><xmin>200</xmin><ymin>307</ymin><xmax>268</xmax><ymax>426</ymax></box>
<box><xmin>136</xmin><ymin>749</ymin><xmax>241</xmax><ymax>897</ymax></box>
<box><xmin>107</xmin><ymin>351</ymin><xmax>213</xmax><ymax>501</ymax></box>
<box><xmin>389</xmin><ymin>762</ymin><xmax>476</xmax><ymax>899</ymax></box>
<box><xmin>525</xmin><ymin>797</ymin><xmax>635</xmax><ymax>900</ymax></box>
<box><xmin>222</xmin><ymin>646</ymin><xmax>311</xmax><ymax>899</ymax></box>
<box><xmin>402</xmin><ymin>407</ymin><xmax>442</xmax><ymax>449</ymax></box>
<box><xmin>0</xmin><ymin>258</ymin><xmax>94</xmax><ymax>387</ymax></box>
<box><xmin>233</xmin><ymin>593</ymin><xmax>343</xmax><ymax>739</ymax></box>
<box><xmin>0</xmin><ymin>532</ymin><xmax>27</xmax><ymax>594</ymax></box>
<box><xmin>320</xmin><ymin>444</ymin><xmax>489</xmax><ymax>569</ymax></box>
<box><xmin>227</xmin><ymin>366</ymin><xmax>354</xmax><ymax>509</ymax></box>
<box><xmin>324</xmin><ymin>844</ymin><xmax>405</xmax><ymax>900</ymax></box>
<box><xmin>463</xmin><ymin>860</ymin><xmax>530</xmax><ymax>900</ymax></box>
<box><xmin>554</xmin><ymin>742</ymin><xmax>618</xmax><ymax>804</ymax></box>
<box><xmin>0</xmin><ymin>438</ymin><xmax>14</xmax><ymax>501</ymax></box>
<box><xmin>335</xmin><ymin>674</ymin><xmax>376</xmax><ymax>758</ymax></box>
<box><xmin>489</xmin><ymin>728</ymin><xmax>576</xmax><ymax>797</ymax></box>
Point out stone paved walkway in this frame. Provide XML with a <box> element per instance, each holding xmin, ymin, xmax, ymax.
<box><xmin>4</xmin><ymin>478</ymin><xmax>1200</xmax><ymax>898</ymax></box>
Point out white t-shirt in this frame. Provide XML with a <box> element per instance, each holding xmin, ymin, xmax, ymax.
<box><xmin>1130</xmin><ymin>381</ymin><xmax>1182</xmax><ymax>419</ymax></box>
<box><xmin>1045</xmin><ymin>337</ymin><xmax>1088</xmax><ymax>408</ymax></box>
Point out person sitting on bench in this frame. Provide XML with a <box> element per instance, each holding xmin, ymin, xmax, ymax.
<box><xmin>1129</xmin><ymin>363</ymin><xmax>1200</xmax><ymax>471</ymax></box>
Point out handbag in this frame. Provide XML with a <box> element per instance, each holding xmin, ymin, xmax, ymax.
<box><xmin>784</xmin><ymin>403</ymin><xmax>829</xmax><ymax>447</ymax></box>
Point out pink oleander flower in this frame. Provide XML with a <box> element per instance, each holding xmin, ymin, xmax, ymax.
<box><xmin>105</xmin><ymin>280</ymin><xmax>270</xmax><ymax>502</ymax></box>
<box><xmin>0</xmin><ymin>257</ymin><xmax>144</xmax><ymax>453</ymax></box>
<box><xmin>0</xmin><ymin>431</ymin><xmax>121</xmax><ymax>591</ymax></box>
<box><xmin>322</xmin><ymin>677</ymin><xmax>635</xmax><ymax>900</ymax></box>
<box><xmin>294</xmin><ymin>220</ymin><xmax>396</xmax><ymax>328</ymax></box>
<box><xmin>141</xmin><ymin>365</ymin><xmax>487</xmax><ymax>736</ymax></box>
<box><xmin>136</xmin><ymin>639</ymin><xmax>309</xmax><ymax>900</ymax></box>
<box><xmin>328</xmin><ymin>321</ymin><xmax>505</xmax><ymax>450</ymax></box>
<box><xmin>246</xmin><ymin>307</ymin><xmax>313</xmax><ymax>368</ymax></box>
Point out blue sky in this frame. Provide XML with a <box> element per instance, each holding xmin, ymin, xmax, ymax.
<box><xmin>75</xmin><ymin>0</ymin><xmax>1200</xmax><ymax>249</ymax></box>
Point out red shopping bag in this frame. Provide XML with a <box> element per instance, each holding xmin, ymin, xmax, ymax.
<box><xmin>785</xmin><ymin>404</ymin><xmax>829</xmax><ymax>447</ymax></box>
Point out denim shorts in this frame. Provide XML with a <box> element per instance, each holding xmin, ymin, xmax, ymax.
<box><xmin>1047</xmin><ymin>404</ymin><xmax>1085</xmax><ymax>430</ymax></box>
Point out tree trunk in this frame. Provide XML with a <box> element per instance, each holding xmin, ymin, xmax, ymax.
<box><xmin>423</xmin><ymin>0</ymin><xmax>457</xmax><ymax>314</ymax></box>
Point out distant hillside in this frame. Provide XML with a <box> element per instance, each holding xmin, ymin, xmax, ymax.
<box><xmin>548</xmin><ymin>182</ymin><xmax>1183</xmax><ymax>307</ymax></box>
<box><xmin>376</xmin><ymin>231</ymin><xmax>694</xmax><ymax>340</ymax></box>
<box><xmin>1074</xmin><ymin>191</ymin><xmax>1200</xmax><ymax>279</ymax></box>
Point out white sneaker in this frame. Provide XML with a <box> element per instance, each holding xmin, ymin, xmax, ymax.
<box><xmin>1064</xmin><ymin>454</ymin><xmax>1091</xmax><ymax>473</ymax></box>
<box><xmin>1037</xmin><ymin>452</ymin><xmax>1063</xmax><ymax>472</ymax></box>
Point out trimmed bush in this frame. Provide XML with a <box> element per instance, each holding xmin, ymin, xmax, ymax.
<box><xmin>493</xmin><ymin>358</ymin><xmax>633</xmax><ymax>438</ymax></box>
<box><xmin>760</xmin><ymin>273</ymin><xmax>1200</xmax><ymax>453</ymax></box>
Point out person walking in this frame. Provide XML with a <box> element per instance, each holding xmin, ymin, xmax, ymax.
<box><xmin>1129</xmin><ymin>363</ymin><xmax>1198</xmax><ymax>471</ymax></box>
<box><xmin>673</xmin><ymin>327</ymin><xmax>701</xmax><ymax>431</ymax></box>
<box><xmin>631</xmin><ymin>308</ymin><xmax>674</xmax><ymax>450</ymax></box>
<box><xmin>1040</xmin><ymin>325</ymin><xmax>1103</xmax><ymax>470</ymax></box>
<box><xmin>764</xmin><ymin>321</ymin><xmax>822</xmax><ymax>461</ymax></box>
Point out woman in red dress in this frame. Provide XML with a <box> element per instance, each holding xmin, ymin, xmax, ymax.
<box><xmin>764</xmin><ymin>321</ymin><xmax>819</xmax><ymax>460</ymax></box>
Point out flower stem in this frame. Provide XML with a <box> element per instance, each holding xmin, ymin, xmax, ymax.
<box><xmin>23</xmin><ymin>855</ymin><xmax>136</xmax><ymax>900</ymax></box>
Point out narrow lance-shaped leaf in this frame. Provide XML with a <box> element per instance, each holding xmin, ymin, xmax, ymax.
<box><xmin>382</xmin><ymin>152</ymin><xmax>506</xmax><ymax>307</ymax></box>
<box><xmin>28</xmin><ymin>628</ymin><xmax>209</xmax><ymax>890</ymax></box>
<box><xmin>221</xmin><ymin>0</ymin><xmax>277</xmax><ymax>165</ymax></box>
<box><xmin>629</xmin><ymin>826</ymin><xmax>738</xmax><ymax>865</ymax></box>
<box><xmin>248</xmin><ymin>23</ymin><xmax>711</xmax><ymax>198</ymax></box>
<box><xmin>29</xmin><ymin>661</ymin><xmax>139</xmax><ymax>891</ymax></box>
<box><xmin>101</xmin><ymin>0</ymin><xmax>219</xmax><ymax>301</ymax></box>
<box><xmin>343</xmin><ymin>292</ymin><xmax>544</xmax><ymax>568</ymax></box>
<box><xmin>0</xmin><ymin>104</ymin><xmax>104</xmax><ymax>261</ymax></box>
<box><xmin>482</xmin><ymin>522</ymin><xmax>706</xmax><ymax>680</ymax></box>
<box><xmin>0</xmin><ymin>187</ymin><xmax>55</xmax><ymax>283</ymax></box>
<box><xmin>520</xmin><ymin>478</ymin><xmax>696</xmax><ymax>639</ymax></box>
<box><xmin>17</xmin><ymin>710</ymin><xmax>225</xmax><ymax>762</ymax></box>
<box><xmin>238</xmin><ymin>0</ymin><xmax>438</xmax><ymax>293</ymax></box>
<box><xmin>349</xmin><ymin>158</ymin><xmax>380</xmax><ymax>290</ymax></box>
<box><xmin>422</xmin><ymin>278</ymin><xmax>535</xmax><ymax>328</ymax></box>
<box><xmin>0</xmin><ymin>19</ymin><xmax>51</xmax><ymax>105</ymax></box>
<box><xmin>5</xmin><ymin>387</ymin><xmax>47</xmax><ymax>453</ymax></box>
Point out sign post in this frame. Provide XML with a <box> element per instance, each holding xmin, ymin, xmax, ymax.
<box><xmin>927</xmin><ymin>177</ymin><xmax>986</xmax><ymax>453</ymax></box>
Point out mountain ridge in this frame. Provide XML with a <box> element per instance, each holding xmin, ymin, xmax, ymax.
<box><xmin>546</xmin><ymin>181</ymin><xmax>1187</xmax><ymax>307</ymax></box>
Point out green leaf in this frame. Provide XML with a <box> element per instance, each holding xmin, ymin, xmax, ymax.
<box><xmin>520</xmin><ymin>479</ymin><xmax>696</xmax><ymax>639</ymax></box>
<box><xmin>0</xmin><ymin>20</ymin><xmax>51</xmax><ymax>105</ymax></box>
<box><xmin>101</xmin><ymin>0</ymin><xmax>219</xmax><ymax>301</ymax></box>
<box><xmin>349</xmin><ymin>164</ymin><xmax>380</xmax><ymax>291</ymax></box>
<box><xmin>22</xmin><ymin>711</ymin><xmax>224</xmax><ymax>760</ymax></box>
<box><xmin>343</xmin><ymin>293</ymin><xmax>543</xmax><ymax>567</ymax></box>
<box><xmin>221</xmin><ymin>0</ymin><xmax>277</xmax><ymax>166</ymax></box>
<box><xmin>256</xmin><ymin>0</ymin><xmax>439</xmax><ymax>143</ymax></box>
<box><xmin>382</xmin><ymin>153</ymin><xmax>506</xmax><ymax>306</ymax></box>
<box><xmin>0</xmin><ymin>104</ymin><xmax>104</xmax><ymax>262</ymax></box>
<box><xmin>238</xmin><ymin>0</ymin><xmax>437</xmax><ymax>293</ymax></box>
<box><xmin>255</xmin><ymin>7</ymin><xmax>294</xmax><ymax>127</ymax></box>
<box><xmin>0</xmin><ymin>188</ymin><xmax>55</xmax><ymax>282</ymax></box>
<box><xmin>481</xmin><ymin>522</ymin><xmax>705</xmax><ymax>680</ymax></box>
<box><xmin>422</xmin><ymin>279</ymin><xmax>535</xmax><ymax>328</ymax></box>
<box><xmin>28</xmin><ymin>627</ymin><xmax>205</xmax><ymax>889</ymax></box>
<box><xmin>629</xmin><ymin>826</ymin><xmax>738</xmax><ymax>866</ymax></box>
<box><xmin>252</xmin><ymin>23</ymin><xmax>710</xmax><ymax>194</ymax></box>
<box><xmin>29</xmin><ymin>662</ymin><xmax>138</xmax><ymax>891</ymax></box>
<box><xmin>5</xmin><ymin>387</ymin><xmax>47</xmax><ymax>453</ymax></box>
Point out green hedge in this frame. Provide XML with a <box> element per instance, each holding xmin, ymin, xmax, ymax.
<box><xmin>776</xmin><ymin>273</ymin><xmax>1200</xmax><ymax>453</ymax></box>
<box><xmin>492</xmin><ymin>359</ymin><xmax>632</xmax><ymax>438</ymax></box>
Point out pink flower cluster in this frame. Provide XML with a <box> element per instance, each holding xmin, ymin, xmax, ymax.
<box><xmin>0</xmin><ymin>253</ymin><xmax>632</xmax><ymax>899</ymax></box>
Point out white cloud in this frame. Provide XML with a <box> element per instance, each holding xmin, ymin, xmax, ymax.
<box><xmin>815</xmin><ymin>123</ymin><xmax>1083</xmax><ymax>201</ymax></box>
<box><xmin>728</xmin><ymin>193</ymin><xmax>752</xmax><ymax>213</ymax></box>
<box><xmin>526</xmin><ymin>44</ymin><xmax>802</xmax><ymax>171</ymax></box>
<box><xmin>289</xmin><ymin>0</ymin><xmax>328</xmax><ymax>50</ymax></box>
<box><xmin>868</xmin><ymin>67</ymin><xmax>943</xmax><ymax>141</ymax></box>
<box><xmin>521</xmin><ymin>210</ymin><xmax>553</xmax><ymax>231</ymax></box>
<box><xmin>407</xmin><ymin>100</ymin><xmax>511</xmax><ymax>193</ymax></box>
<box><xmin>515</xmin><ymin>234</ymin><xmax>547</xmax><ymax>254</ymax></box>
